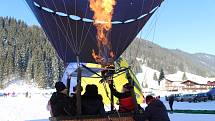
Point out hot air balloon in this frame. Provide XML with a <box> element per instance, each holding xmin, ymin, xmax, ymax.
<box><xmin>25</xmin><ymin>0</ymin><xmax>163</xmax><ymax>64</ymax></box>
<box><xmin>25</xmin><ymin>0</ymin><xmax>164</xmax><ymax>120</ymax></box>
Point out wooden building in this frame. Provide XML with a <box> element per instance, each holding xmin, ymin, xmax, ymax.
<box><xmin>181</xmin><ymin>80</ymin><xmax>207</xmax><ymax>91</ymax></box>
<box><xmin>164</xmin><ymin>79</ymin><xmax>182</xmax><ymax>91</ymax></box>
<box><xmin>163</xmin><ymin>71</ymin><xmax>214</xmax><ymax>92</ymax></box>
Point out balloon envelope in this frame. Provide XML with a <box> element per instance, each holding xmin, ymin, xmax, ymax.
<box><xmin>25</xmin><ymin>0</ymin><xmax>163</xmax><ymax>63</ymax></box>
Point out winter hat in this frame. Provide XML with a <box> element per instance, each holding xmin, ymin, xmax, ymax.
<box><xmin>85</xmin><ymin>84</ymin><xmax>98</xmax><ymax>96</ymax></box>
<box><xmin>123</xmin><ymin>83</ymin><xmax>133</xmax><ymax>90</ymax></box>
<box><xmin>55</xmin><ymin>81</ymin><xmax>66</xmax><ymax>92</ymax></box>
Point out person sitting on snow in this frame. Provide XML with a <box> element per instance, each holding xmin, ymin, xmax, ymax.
<box><xmin>49</xmin><ymin>81</ymin><xmax>76</xmax><ymax>117</ymax></box>
<box><xmin>108</xmin><ymin>81</ymin><xmax>136</xmax><ymax>112</ymax></box>
<box><xmin>81</xmin><ymin>84</ymin><xmax>105</xmax><ymax>116</ymax></box>
<box><xmin>144</xmin><ymin>95</ymin><xmax>170</xmax><ymax>121</ymax></box>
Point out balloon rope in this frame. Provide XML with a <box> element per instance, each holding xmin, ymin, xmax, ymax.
<box><xmin>79</xmin><ymin>22</ymin><xmax>94</xmax><ymax>54</ymax></box>
<box><xmin>78</xmin><ymin>6</ymin><xmax>95</xmax><ymax>54</ymax></box>
<box><xmin>62</xmin><ymin>0</ymin><xmax>77</xmax><ymax>57</ymax></box>
<box><xmin>129</xmin><ymin>0</ymin><xmax>147</xmax><ymax>66</ymax></box>
<box><xmin>37</xmin><ymin>0</ymin><xmax>65</xmax><ymax>59</ymax></box>
<box><xmin>114</xmin><ymin>32</ymin><xmax>122</xmax><ymax>57</ymax></box>
<box><xmin>75</xmin><ymin>0</ymin><xmax>78</xmax><ymax>52</ymax></box>
<box><xmin>50</xmin><ymin>0</ymin><xmax>78</xmax><ymax>53</ymax></box>
<box><xmin>41</xmin><ymin>0</ymin><xmax>77</xmax><ymax>59</ymax></box>
<box><xmin>78</xmin><ymin>1</ymin><xmax>90</xmax><ymax>54</ymax></box>
<box><xmin>120</xmin><ymin>0</ymin><xmax>149</xmax><ymax>59</ymax></box>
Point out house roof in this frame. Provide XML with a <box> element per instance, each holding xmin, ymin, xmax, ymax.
<box><xmin>181</xmin><ymin>80</ymin><xmax>204</xmax><ymax>85</ymax></box>
<box><xmin>165</xmin><ymin>71</ymin><xmax>208</xmax><ymax>85</ymax></box>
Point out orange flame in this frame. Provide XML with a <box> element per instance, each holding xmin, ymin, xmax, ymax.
<box><xmin>90</xmin><ymin>0</ymin><xmax>116</xmax><ymax>64</ymax></box>
<box><xmin>92</xmin><ymin>50</ymin><xmax>104</xmax><ymax>64</ymax></box>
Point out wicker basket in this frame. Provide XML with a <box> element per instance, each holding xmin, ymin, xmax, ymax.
<box><xmin>49</xmin><ymin>113</ymin><xmax>140</xmax><ymax>121</ymax></box>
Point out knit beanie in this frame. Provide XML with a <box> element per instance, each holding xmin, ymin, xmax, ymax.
<box><xmin>55</xmin><ymin>81</ymin><xmax>66</xmax><ymax>92</ymax></box>
<box><xmin>123</xmin><ymin>83</ymin><xmax>133</xmax><ymax>90</ymax></box>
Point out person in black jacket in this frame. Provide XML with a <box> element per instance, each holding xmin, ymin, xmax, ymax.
<box><xmin>168</xmin><ymin>94</ymin><xmax>174</xmax><ymax>112</ymax></box>
<box><xmin>145</xmin><ymin>95</ymin><xmax>170</xmax><ymax>121</ymax></box>
<box><xmin>108</xmin><ymin>82</ymin><xmax>136</xmax><ymax>112</ymax></box>
<box><xmin>49</xmin><ymin>81</ymin><xmax>76</xmax><ymax>117</ymax></box>
<box><xmin>81</xmin><ymin>84</ymin><xmax>105</xmax><ymax>116</ymax></box>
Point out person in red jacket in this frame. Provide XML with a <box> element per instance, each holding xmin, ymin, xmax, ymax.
<box><xmin>108</xmin><ymin>81</ymin><xmax>135</xmax><ymax>112</ymax></box>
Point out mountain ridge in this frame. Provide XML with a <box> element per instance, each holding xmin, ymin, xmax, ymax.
<box><xmin>123</xmin><ymin>38</ymin><xmax>215</xmax><ymax>77</ymax></box>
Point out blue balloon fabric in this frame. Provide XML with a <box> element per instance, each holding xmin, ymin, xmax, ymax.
<box><xmin>25</xmin><ymin>0</ymin><xmax>164</xmax><ymax>63</ymax></box>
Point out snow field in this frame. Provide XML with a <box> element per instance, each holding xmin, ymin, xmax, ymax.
<box><xmin>1</xmin><ymin>95</ymin><xmax>215</xmax><ymax>121</ymax></box>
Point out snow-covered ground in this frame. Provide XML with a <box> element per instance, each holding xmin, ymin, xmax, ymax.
<box><xmin>0</xmin><ymin>95</ymin><xmax>50</xmax><ymax>121</ymax></box>
<box><xmin>1</xmin><ymin>92</ymin><xmax>215</xmax><ymax>121</ymax></box>
<box><xmin>0</xmin><ymin>82</ymin><xmax>53</xmax><ymax>121</ymax></box>
<box><xmin>169</xmin><ymin>113</ymin><xmax>215</xmax><ymax>121</ymax></box>
<box><xmin>162</xmin><ymin>98</ymin><xmax>215</xmax><ymax>111</ymax></box>
<box><xmin>1</xmin><ymin>79</ymin><xmax>215</xmax><ymax>121</ymax></box>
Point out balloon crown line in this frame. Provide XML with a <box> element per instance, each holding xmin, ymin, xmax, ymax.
<box><xmin>33</xmin><ymin>1</ymin><xmax>159</xmax><ymax>24</ymax></box>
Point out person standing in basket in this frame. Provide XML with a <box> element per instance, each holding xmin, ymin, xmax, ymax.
<box><xmin>108</xmin><ymin>81</ymin><xmax>136</xmax><ymax>112</ymax></box>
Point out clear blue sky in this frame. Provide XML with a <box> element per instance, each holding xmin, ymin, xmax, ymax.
<box><xmin>0</xmin><ymin>0</ymin><xmax>215</xmax><ymax>55</ymax></box>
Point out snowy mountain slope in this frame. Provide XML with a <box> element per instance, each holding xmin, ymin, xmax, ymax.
<box><xmin>124</xmin><ymin>39</ymin><xmax>215</xmax><ymax>77</ymax></box>
<box><xmin>136</xmin><ymin>64</ymin><xmax>160</xmax><ymax>89</ymax></box>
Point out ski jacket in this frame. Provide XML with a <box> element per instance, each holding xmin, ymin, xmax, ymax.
<box><xmin>119</xmin><ymin>96</ymin><xmax>135</xmax><ymax>112</ymax></box>
<box><xmin>145</xmin><ymin>99</ymin><xmax>170</xmax><ymax>121</ymax></box>
<box><xmin>109</xmin><ymin>84</ymin><xmax>135</xmax><ymax>112</ymax></box>
<box><xmin>168</xmin><ymin>95</ymin><xmax>174</xmax><ymax>105</ymax></box>
<box><xmin>50</xmin><ymin>92</ymin><xmax>76</xmax><ymax>117</ymax></box>
<box><xmin>81</xmin><ymin>94</ymin><xmax>105</xmax><ymax>116</ymax></box>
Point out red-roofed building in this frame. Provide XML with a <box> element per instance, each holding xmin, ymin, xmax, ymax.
<box><xmin>181</xmin><ymin>80</ymin><xmax>207</xmax><ymax>91</ymax></box>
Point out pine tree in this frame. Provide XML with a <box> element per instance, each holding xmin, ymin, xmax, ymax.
<box><xmin>25</xmin><ymin>58</ymin><xmax>34</xmax><ymax>84</ymax></box>
<box><xmin>158</xmin><ymin>68</ymin><xmax>165</xmax><ymax>86</ymax></box>
<box><xmin>17</xmin><ymin>52</ymin><xmax>28</xmax><ymax>78</ymax></box>
<box><xmin>182</xmin><ymin>72</ymin><xmax>187</xmax><ymax>80</ymax></box>
<box><xmin>0</xmin><ymin>61</ymin><xmax>4</xmax><ymax>89</ymax></box>
<box><xmin>34</xmin><ymin>62</ymin><xmax>46</xmax><ymax>88</ymax></box>
<box><xmin>153</xmin><ymin>72</ymin><xmax>158</xmax><ymax>80</ymax></box>
<box><xmin>57</xmin><ymin>58</ymin><xmax>65</xmax><ymax>81</ymax></box>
